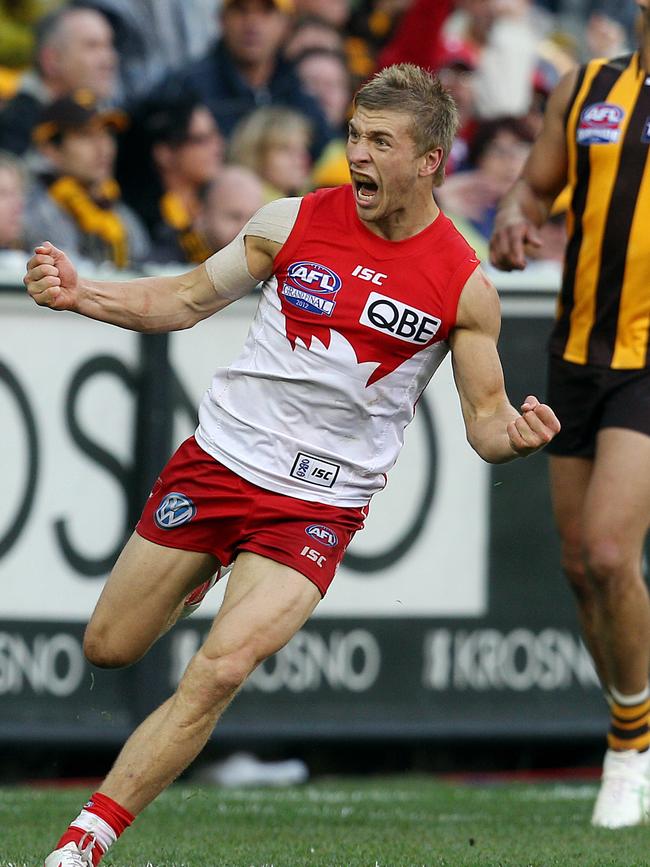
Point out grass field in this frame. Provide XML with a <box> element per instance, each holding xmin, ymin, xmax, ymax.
<box><xmin>1</xmin><ymin>776</ymin><xmax>649</xmax><ymax>867</ymax></box>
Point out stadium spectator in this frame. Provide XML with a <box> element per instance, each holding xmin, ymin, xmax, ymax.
<box><xmin>435</xmin><ymin>36</ymin><xmax>479</xmax><ymax>175</ymax></box>
<box><xmin>117</xmin><ymin>96</ymin><xmax>224</xmax><ymax>265</ymax></box>
<box><xmin>195</xmin><ymin>164</ymin><xmax>265</xmax><ymax>254</ymax></box>
<box><xmin>25</xmin><ymin>91</ymin><xmax>149</xmax><ymax>268</ymax></box>
<box><xmin>0</xmin><ymin>6</ymin><xmax>118</xmax><ymax>156</ymax></box>
<box><xmin>292</xmin><ymin>0</ymin><xmax>349</xmax><ymax>28</ymax></box>
<box><xmin>70</xmin><ymin>0</ymin><xmax>220</xmax><ymax>99</ymax></box>
<box><xmin>283</xmin><ymin>14</ymin><xmax>346</xmax><ymax>61</ymax></box>
<box><xmin>295</xmin><ymin>47</ymin><xmax>352</xmax><ymax>188</ymax></box>
<box><xmin>157</xmin><ymin>0</ymin><xmax>331</xmax><ymax>158</ymax></box>
<box><xmin>228</xmin><ymin>105</ymin><xmax>311</xmax><ymax>199</ymax></box>
<box><xmin>442</xmin><ymin>0</ymin><xmax>545</xmax><ymax>119</ymax></box>
<box><xmin>436</xmin><ymin>116</ymin><xmax>535</xmax><ymax>242</ymax></box>
<box><xmin>374</xmin><ymin>0</ymin><xmax>454</xmax><ymax>74</ymax></box>
<box><xmin>347</xmin><ymin>0</ymin><xmax>416</xmax><ymax>82</ymax></box>
<box><xmin>0</xmin><ymin>150</ymin><xmax>27</xmax><ymax>254</ymax></box>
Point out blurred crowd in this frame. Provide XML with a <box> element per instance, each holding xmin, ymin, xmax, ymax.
<box><xmin>0</xmin><ymin>0</ymin><xmax>642</xmax><ymax>271</ymax></box>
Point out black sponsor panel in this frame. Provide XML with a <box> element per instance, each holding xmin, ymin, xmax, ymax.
<box><xmin>138</xmin><ymin>618</ymin><xmax>605</xmax><ymax>739</ymax></box>
<box><xmin>0</xmin><ymin>622</ymin><xmax>134</xmax><ymax>743</ymax></box>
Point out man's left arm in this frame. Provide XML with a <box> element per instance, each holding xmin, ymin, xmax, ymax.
<box><xmin>449</xmin><ymin>267</ymin><xmax>560</xmax><ymax>463</ymax></box>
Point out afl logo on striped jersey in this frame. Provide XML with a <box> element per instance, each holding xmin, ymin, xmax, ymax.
<box><xmin>577</xmin><ymin>102</ymin><xmax>624</xmax><ymax>145</ymax></box>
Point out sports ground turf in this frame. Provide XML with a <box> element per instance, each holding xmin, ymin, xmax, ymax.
<box><xmin>1</xmin><ymin>776</ymin><xmax>648</xmax><ymax>866</ymax></box>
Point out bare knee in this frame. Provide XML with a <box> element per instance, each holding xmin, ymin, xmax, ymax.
<box><xmin>559</xmin><ymin>536</ymin><xmax>592</xmax><ymax>604</ymax></box>
<box><xmin>176</xmin><ymin>647</ymin><xmax>258</xmax><ymax>717</ymax></box>
<box><xmin>83</xmin><ymin>623</ymin><xmax>145</xmax><ymax>669</ymax></box>
<box><xmin>583</xmin><ymin>536</ymin><xmax>631</xmax><ymax>592</ymax></box>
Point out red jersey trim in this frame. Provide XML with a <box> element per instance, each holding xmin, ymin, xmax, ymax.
<box><xmin>444</xmin><ymin>256</ymin><xmax>481</xmax><ymax>334</ymax></box>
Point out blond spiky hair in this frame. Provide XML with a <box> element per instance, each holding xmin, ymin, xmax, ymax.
<box><xmin>354</xmin><ymin>63</ymin><xmax>459</xmax><ymax>186</ymax></box>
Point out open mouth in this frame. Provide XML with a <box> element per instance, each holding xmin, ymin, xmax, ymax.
<box><xmin>352</xmin><ymin>175</ymin><xmax>379</xmax><ymax>205</ymax></box>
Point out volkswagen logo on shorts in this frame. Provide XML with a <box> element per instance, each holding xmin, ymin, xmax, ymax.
<box><xmin>154</xmin><ymin>492</ymin><xmax>196</xmax><ymax>529</ymax></box>
<box><xmin>305</xmin><ymin>524</ymin><xmax>338</xmax><ymax>547</ymax></box>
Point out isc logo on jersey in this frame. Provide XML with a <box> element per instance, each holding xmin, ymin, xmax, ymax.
<box><xmin>305</xmin><ymin>524</ymin><xmax>339</xmax><ymax>547</ymax></box>
<box><xmin>577</xmin><ymin>102</ymin><xmax>625</xmax><ymax>145</ymax></box>
<box><xmin>282</xmin><ymin>261</ymin><xmax>342</xmax><ymax>316</ymax></box>
<box><xmin>360</xmin><ymin>291</ymin><xmax>441</xmax><ymax>345</ymax></box>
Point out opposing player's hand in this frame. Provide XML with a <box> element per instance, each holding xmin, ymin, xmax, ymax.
<box><xmin>489</xmin><ymin>219</ymin><xmax>543</xmax><ymax>271</ymax></box>
<box><xmin>24</xmin><ymin>242</ymin><xmax>80</xmax><ymax>311</ymax></box>
<box><xmin>507</xmin><ymin>395</ymin><xmax>561</xmax><ymax>456</ymax></box>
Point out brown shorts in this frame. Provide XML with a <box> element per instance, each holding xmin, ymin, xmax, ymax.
<box><xmin>545</xmin><ymin>356</ymin><xmax>650</xmax><ymax>458</ymax></box>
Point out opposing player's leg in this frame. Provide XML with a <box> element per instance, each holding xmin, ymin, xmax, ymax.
<box><xmin>580</xmin><ymin>428</ymin><xmax>650</xmax><ymax>828</ymax></box>
<box><xmin>582</xmin><ymin>428</ymin><xmax>650</xmax><ymax>693</ymax></box>
<box><xmin>44</xmin><ymin>552</ymin><xmax>320</xmax><ymax>866</ymax></box>
<box><xmin>83</xmin><ymin>532</ymin><xmax>220</xmax><ymax>668</ymax></box>
<box><xmin>548</xmin><ymin>454</ymin><xmax>606</xmax><ymax>680</ymax></box>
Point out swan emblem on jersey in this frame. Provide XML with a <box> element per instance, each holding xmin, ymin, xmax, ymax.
<box><xmin>154</xmin><ymin>492</ymin><xmax>197</xmax><ymax>529</ymax></box>
<box><xmin>281</xmin><ymin>261</ymin><xmax>342</xmax><ymax>316</ymax></box>
<box><xmin>277</xmin><ymin>258</ymin><xmax>448</xmax><ymax>387</ymax></box>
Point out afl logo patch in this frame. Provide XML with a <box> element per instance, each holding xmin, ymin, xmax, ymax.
<box><xmin>305</xmin><ymin>524</ymin><xmax>339</xmax><ymax>547</ymax></box>
<box><xmin>282</xmin><ymin>261</ymin><xmax>342</xmax><ymax>316</ymax></box>
<box><xmin>154</xmin><ymin>492</ymin><xmax>196</xmax><ymax>529</ymax></box>
<box><xmin>577</xmin><ymin>102</ymin><xmax>624</xmax><ymax>145</ymax></box>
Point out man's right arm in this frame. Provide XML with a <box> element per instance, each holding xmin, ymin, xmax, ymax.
<box><xmin>23</xmin><ymin>198</ymin><xmax>301</xmax><ymax>332</ymax></box>
<box><xmin>489</xmin><ymin>67</ymin><xmax>579</xmax><ymax>271</ymax></box>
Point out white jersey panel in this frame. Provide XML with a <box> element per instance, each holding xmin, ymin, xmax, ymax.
<box><xmin>196</xmin><ymin>276</ymin><xmax>449</xmax><ymax>506</ymax></box>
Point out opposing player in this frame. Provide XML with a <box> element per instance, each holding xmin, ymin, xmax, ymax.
<box><xmin>490</xmin><ymin>0</ymin><xmax>650</xmax><ymax>829</ymax></box>
<box><xmin>27</xmin><ymin>64</ymin><xmax>559</xmax><ymax>866</ymax></box>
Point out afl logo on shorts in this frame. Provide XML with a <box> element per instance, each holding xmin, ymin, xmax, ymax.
<box><xmin>154</xmin><ymin>492</ymin><xmax>196</xmax><ymax>530</ymax></box>
<box><xmin>282</xmin><ymin>261</ymin><xmax>342</xmax><ymax>316</ymax></box>
<box><xmin>577</xmin><ymin>103</ymin><xmax>624</xmax><ymax>145</ymax></box>
<box><xmin>305</xmin><ymin>524</ymin><xmax>339</xmax><ymax>547</ymax></box>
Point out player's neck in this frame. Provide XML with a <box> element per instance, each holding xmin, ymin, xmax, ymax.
<box><xmin>361</xmin><ymin>196</ymin><xmax>440</xmax><ymax>242</ymax></box>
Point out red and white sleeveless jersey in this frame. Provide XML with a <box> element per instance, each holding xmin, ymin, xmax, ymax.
<box><xmin>196</xmin><ymin>185</ymin><xmax>480</xmax><ymax>507</ymax></box>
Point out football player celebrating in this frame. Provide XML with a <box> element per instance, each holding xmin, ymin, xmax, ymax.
<box><xmin>27</xmin><ymin>63</ymin><xmax>559</xmax><ymax>866</ymax></box>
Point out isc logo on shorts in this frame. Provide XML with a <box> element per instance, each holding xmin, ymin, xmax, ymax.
<box><xmin>290</xmin><ymin>452</ymin><xmax>340</xmax><ymax>488</ymax></box>
<box><xmin>154</xmin><ymin>492</ymin><xmax>196</xmax><ymax>529</ymax></box>
<box><xmin>360</xmin><ymin>291</ymin><xmax>441</xmax><ymax>345</ymax></box>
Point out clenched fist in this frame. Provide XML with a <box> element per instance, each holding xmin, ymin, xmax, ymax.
<box><xmin>24</xmin><ymin>242</ymin><xmax>80</xmax><ymax>311</ymax></box>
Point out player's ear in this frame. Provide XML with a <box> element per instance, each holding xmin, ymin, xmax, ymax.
<box><xmin>418</xmin><ymin>147</ymin><xmax>443</xmax><ymax>178</ymax></box>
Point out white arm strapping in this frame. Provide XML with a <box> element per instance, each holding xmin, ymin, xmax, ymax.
<box><xmin>204</xmin><ymin>197</ymin><xmax>302</xmax><ymax>301</ymax></box>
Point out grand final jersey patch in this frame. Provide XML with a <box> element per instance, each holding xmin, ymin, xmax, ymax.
<box><xmin>281</xmin><ymin>261</ymin><xmax>342</xmax><ymax>316</ymax></box>
<box><xmin>577</xmin><ymin>102</ymin><xmax>625</xmax><ymax>145</ymax></box>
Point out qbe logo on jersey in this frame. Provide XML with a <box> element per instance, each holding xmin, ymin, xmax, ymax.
<box><xmin>282</xmin><ymin>261</ymin><xmax>342</xmax><ymax>316</ymax></box>
<box><xmin>360</xmin><ymin>291</ymin><xmax>441</xmax><ymax>345</ymax></box>
<box><xmin>577</xmin><ymin>102</ymin><xmax>625</xmax><ymax>145</ymax></box>
<box><xmin>154</xmin><ymin>492</ymin><xmax>196</xmax><ymax>529</ymax></box>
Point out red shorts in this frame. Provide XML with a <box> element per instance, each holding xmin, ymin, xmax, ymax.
<box><xmin>136</xmin><ymin>436</ymin><xmax>368</xmax><ymax>596</ymax></box>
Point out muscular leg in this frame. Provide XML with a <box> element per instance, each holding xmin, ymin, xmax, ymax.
<box><xmin>548</xmin><ymin>454</ymin><xmax>607</xmax><ymax>682</ymax></box>
<box><xmin>581</xmin><ymin>428</ymin><xmax>650</xmax><ymax>694</ymax></box>
<box><xmin>551</xmin><ymin>429</ymin><xmax>650</xmax><ymax>693</ymax></box>
<box><xmin>84</xmin><ymin>532</ymin><xmax>220</xmax><ymax>668</ymax></box>
<box><xmin>96</xmin><ymin>551</ymin><xmax>320</xmax><ymax>815</ymax></box>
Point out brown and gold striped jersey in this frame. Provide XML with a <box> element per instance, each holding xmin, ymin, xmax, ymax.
<box><xmin>551</xmin><ymin>53</ymin><xmax>650</xmax><ymax>368</ymax></box>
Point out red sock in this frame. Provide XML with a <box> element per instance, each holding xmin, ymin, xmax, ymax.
<box><xmin>55</xmin><ymin>792</ymin><xmax>134</xmax><ymax>865</ymax></box>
